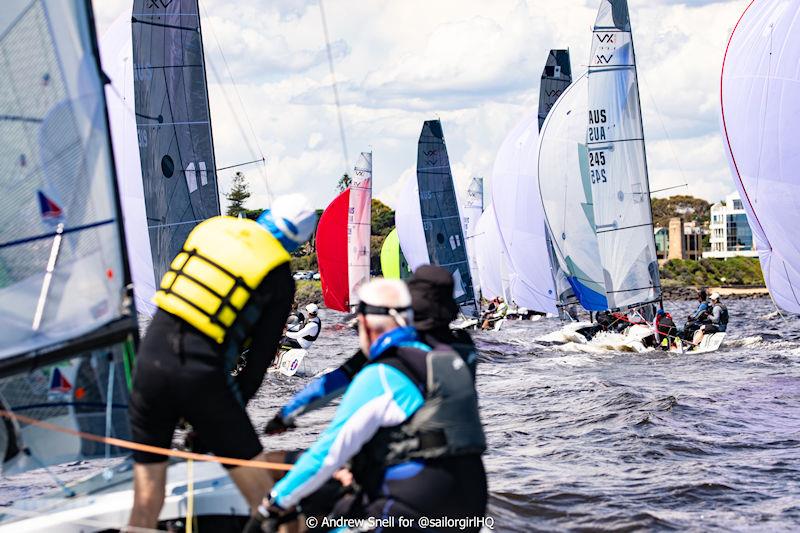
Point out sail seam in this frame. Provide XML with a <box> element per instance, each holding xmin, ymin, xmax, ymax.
<box><xmin>0</xmin><ymin>219</ymin><xmax>115</xmax><ymax>249</ymax></box>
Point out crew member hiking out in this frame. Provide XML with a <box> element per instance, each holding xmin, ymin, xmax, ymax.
<box><xmin>249</xmin><ymin>279</ymin><xmax>488</xmax><ymax>532</ymax></box>
<box><xmin>126</xmin><ymin>195</ymin><xmax>317</xmax><ymax>530</ymax></box>
<box><xmin>281</xmin><ymin>302</ymin><xmax>321</xmax><ymax>350</ymax></box>
<box><xmin>682</xmin><ymin>289</ymin><xmax>710</xmax><ymax>341</ymax></box>
<box><xmin>694</xmin><ymin>292</ymin><xmax>728</xmax><ymax>344</ymax></box>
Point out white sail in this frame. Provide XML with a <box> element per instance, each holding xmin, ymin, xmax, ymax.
<box><xmin>100</xmin><ymin>12</ymin><xmax>157</xmax><ymax>317</ymax></box>
<box><xmin>587</xmin><ymin>0</ymin><xmax>660</xmax><ymax>310</ymax></box>
<box><xmin>348</xmin><ymin>152</ymin><xmax>372</xmax><ymax>304</ymax></box>
<box><xmin>462</xmin><ymin>177</ymin><xmax>484</xmax><ymax>298</ymax></box>
<box><xmin>395</xmin><ymin>174</ymin><xmax>428</xmax><ymax>272</ymax></box>
<box><xmin>538</xmin><ymin>73</ymin><xmax>609</xmax><ymax>311</ymax></box>
<box><xmin>721</xmin><ymin>0</ymin><xmax>800</xmax><ymax>314</ymax></box>
<box><xmin>474</xmin><ymin>204</ymin><xmax>508</xmax><ymax>300</ymax></box>
<box><xmin>491</xmin><ymin>110</ymin><xmax>558</xmax><ymax>315</ymax></box>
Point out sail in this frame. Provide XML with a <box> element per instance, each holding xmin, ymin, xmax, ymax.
<box><xmin>131</xmin><ymin>0</ymin><xmax>221</xmax><ymax>305</ymax></box>
<box><xmin>462</xmin><ymin>177</ymin><xmax>483</xmax><ymax>298</ymax></box>
<box><xmin>0</xmin><ymin>0</ymin><xmax>136</xmax><ymax>370</ymax></box>
<box><xmin>538</xmin><ymin>73</ymin><xmax>608</xmax><ymax>311</ymax></box>
<box><xmin>539</xmin><ymin>49</ymin><xmax>573</xmax><ymax>130</ymax></box>
<box><xmin>721</xmin><ymin>0</ymin><xmax>800</xmax><ymax>314</ymax></box>
<box><xmin>0</xmin><ymin>0</ymin><xmax>137</xmax><ymax>472</ymax></box>
<box><xmin>348</xmin><ymin>153</ymin><xmax>372</xmax><ymax>304</ymax></box>
<box><xmin>588</xmin><ymin>0</ymin><xmax>660</xmax><ymax>309</ymax></box>
<box><xmin>417</xmin><ymin>120</ymin><xmax>478</xmax><ymax>317</ymax></box>
<box><xmin>395</xmin><ymin>174</ymin><xmax>428</xmax><ymax>272</ymax></box>
<box><xmin>474</xmin><ymin>205</ymin><xmax>508</xmax><ymax>300</ymax></box>
<box><xmin>317</xmin><ymin>190</ymin><xmax>349</xmax><ymax>312</ymax></box>
<box><xmin>380</xmin><ymin>228</ymin><xmax>411</xmax><ymax>280</ymax></box>
<box><xmin>100</xmin><ymin>12</ymin><xmax>157</xmax><ymax>316</ymax></box>
<box><xmin>491</xmin><ymin>110</ymin><xmax>558</xmax><ymax>315</ymax></box>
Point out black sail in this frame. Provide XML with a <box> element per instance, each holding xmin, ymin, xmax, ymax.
<box><xmin>416</xmin><ymin>120</ymin><xmax>478</xmax><ymax>317</ymax></box>
<box><xmin>132</xmin><ymin>0</ymin><xmax>220</xmax><ymax>285</ymax></box>
<box><xmin>538</xmin><ymin>49</ymin><xmax>573</xmax><ymax>130</ymax></box>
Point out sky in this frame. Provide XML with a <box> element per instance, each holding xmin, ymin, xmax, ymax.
<box><xmin>93</xmin><ymin>0</ymin><xmax>750</xmax><ymax>212</ymax></box>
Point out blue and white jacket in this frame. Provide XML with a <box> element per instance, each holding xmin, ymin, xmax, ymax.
<box><xmin>270</xmin><ymin>327</ymin><xmax>430</xmax><ymax>508</ymax></box>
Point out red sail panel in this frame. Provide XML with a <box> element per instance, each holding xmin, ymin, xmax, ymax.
<box><xmin>317</xmin><ymin>190</ymin><xmax>350</xmax><ymax>312</ymax></box>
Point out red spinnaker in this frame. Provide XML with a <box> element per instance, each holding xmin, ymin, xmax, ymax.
<box><xmin>316</xmin><ymin>190</ymin><xmax>350</xmax><ymax>312</ymax></box>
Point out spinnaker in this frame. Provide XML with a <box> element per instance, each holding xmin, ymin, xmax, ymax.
<box><xmin>380</xmin><ymin>228</ymin><xmax>411</xmax><ymax>280</ymax></box>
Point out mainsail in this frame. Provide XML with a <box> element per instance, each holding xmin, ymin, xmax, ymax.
<box><xmin>416</xmin><ymin>120</ymin><xmax>478</xmax><ymax>317</ymax></box>
<box><xmin>538</xmin><ymin>73</ymin><xmax>609</xmax><ymax>311</ymax></box>
<box><xmin>587</xmin><ymin>0</ymin><xmax>660</xmax><ymax>310</ymax></box>
<box><xmin>380</xmin><ymin>228</ymin><xmax>411</xmax><ymax>280</ymax></box>
<box><xmin>462</xmin><ymin>177</ymin><xmax>483</xmax><ymax>298</ymax></box>
<box><xmin>721</xmin><ymin>0</ymin><xmax>800</xmax><ymax>314</ymax></box>
<box><xmin>539</xmin><ymin>49</ymin><xmax>573</xmax><ymax>130</ymax></box>
<box><xmin>131</xmin><ymin>0</ymin><xmax>221</xmax><ymax>306</ymax></box>
<box><xmin>317</xmin><ymin>152</ymin><xmax>372</xmax><ymax>312</ymax></box>
<box><xmin>0</xmin><ymin>0</ymin><xmax>137</xmax><ymax>472</ymax></box>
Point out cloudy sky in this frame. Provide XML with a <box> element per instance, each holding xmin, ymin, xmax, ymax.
<box><xmin>94</xmin><ymin>0</ymin><xmax>749</xmax><ymax>212</ymax></box>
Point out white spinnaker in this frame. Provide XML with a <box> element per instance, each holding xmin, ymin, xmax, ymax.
<box><xmin>721</xmin><ymin>0</ymin><xmax>800</xmax><ymax>314</ymax></box>
<box><xmin>474</xmin><ymin>204</ymin><xmax>508</xmax><ymax>300</ymax></box>
<box><xmin>538</xmin><ymin>73</ymin><xmax>609</xmax><ymax>311</ymax></box>
<box><xmin>462</xmin><ymin>177</ymin><xmax>483</xmax><ymax>299</ymax></box>
<box><xmin>395</xmin><ymin>174</ymin><xmax>428</xmax><ymax>272</ymax></box>
<box><xmin>348</xmin><ymin>152</ymin><xmax>372</xmax><ymax>304</ymax></box>
<box><xmin>587</xmin><ymin>0</ymin><xmax>660</xmax><ymax>310</ymax></box>
<box><xmin>100</xmin><ymin>13</ymin><xmax>157</xmax><ymax>317</ymax></box>
<box><xmin>0</xmin><ymin>1</ymin><xmax>129</xmax><ymax>359</ymax></box>
<box><xmin>491</xmin><ymin>110</ymin><xmax>558</xmax><ymax>315</ymax></box>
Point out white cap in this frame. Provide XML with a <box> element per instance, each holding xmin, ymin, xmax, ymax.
<box><xmin>256</xmin><ymin>194</ymin><xmax>317</xmax><ymax>252</ymax></box>
<box><xmin>710</xmin><ymin>292</ymin><xmax>720</xmax><ymax>301</ymax></box>
<box><xmin>305</xmin><ymin>303</ymin><xmax>319</xmax><ymax>314</ymax></box>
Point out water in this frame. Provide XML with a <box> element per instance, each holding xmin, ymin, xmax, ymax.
<box><xmin>2</xmin><ymin>298</ymin><xmax>799</xmax><ymax>531</ymax></box>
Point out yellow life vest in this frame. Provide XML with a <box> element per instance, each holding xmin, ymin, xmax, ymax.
<box><xmin>153</xmin><ymin>216</ymin><xmax>291</xmax><ymax>344</ymax></box>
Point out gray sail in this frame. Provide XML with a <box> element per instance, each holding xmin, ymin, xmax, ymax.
<box><xmin>0</xmin><ymin>0</ymin><xmax>137</xmax><ymax>473</ymax></box>
<box><xmin>538</xmin><ymin>49</ymin><xmax>578</xmax><ymax>309</ymax></box>
<box><xmin>132</xmin><ymin>0</ymin><xmax>220</xmax><ymax>287</ymax></box>
<box><xmin>417</xmin><ymin>120</ymin><xmax>478</xmax><ymax>317</ymax></box>
<box><xmin>538</xmin><ymin>49</ymin><xmax>572</xmax><ymax>130</ymax></box>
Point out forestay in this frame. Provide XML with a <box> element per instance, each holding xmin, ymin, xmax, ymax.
<box><xmin>538</xmin><ymin>73</ymin><xmax>609</xmax><ymax>311</ymax></box>
<box><xmin>721</xmin><ymin>0</ymin><xmax>800</xmax><ymax>314</ymax></box>
<box><xmin>131</xmin><ymin>0</ymin><xmax>221</xmax><ymax>308</ymax></box>
<box><xmin>416</xmin><ymin>120</ymin><xmax>478</xmax><ymax>317</ymax></box>
<box><xmin>587</xmin><ymin>0</ymin><xmax>660</xmax><ymax>310</ymax></box>
<box><xmin>0</xmin><ymin>0</ymin><xmax>137</xmax><ymax>473</ymax></box>
<box><xmin>348</xmin><ymin>152</ymin><xmax>372</xmax><ymax>304</ymax></box>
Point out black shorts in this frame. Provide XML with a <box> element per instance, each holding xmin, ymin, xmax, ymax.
<box><xmin>704</xmin><ymin>324</ymin><xmax>721</xmax><ymax>334</ymax></box>
<box><xmin>129</xmin><ymin>312</ymin><xmax>262</xmax><ymax>465</ymax></box>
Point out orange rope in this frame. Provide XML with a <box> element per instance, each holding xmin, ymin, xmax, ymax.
<box><xmin>0</xmin><ymin>410</ymin><xmax>292</xmax><ymax>471</ymax></box>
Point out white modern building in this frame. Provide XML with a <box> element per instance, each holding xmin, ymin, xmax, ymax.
<box><xmin>703</xmin><ymin>192</ymin><xmax>759</xmax><ymax>259</ymax></box>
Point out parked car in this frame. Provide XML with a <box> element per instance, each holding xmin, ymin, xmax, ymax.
<box><xmin>293</xmin><ymin>271</ymin><xmax>314</xmax><ymax>281</ymax></box>
<box><xmin>312</xmin><ymin>272</ymin><xmax>321</xmax><ymax>280</ymax></box>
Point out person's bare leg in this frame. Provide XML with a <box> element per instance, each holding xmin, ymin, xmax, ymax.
<box><xmin>129</xmin><ymin>461</ymin><xmax>168</xmax><ymax>529</ymax></box>
<box><xmin>229</xmin><ymin>451</ymin><xmax>276</xmax><ymax>511</ymax></box>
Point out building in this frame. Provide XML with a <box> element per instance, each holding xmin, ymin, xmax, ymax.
<box><xmin>654</xmin><ymin>218</ymin><xmax>704</xmax><ymax>262</ymax></box>
<box><xmin>703</xmin><ymin>192</ymin><xmax>758</xmax><ymax>259</ymax></box>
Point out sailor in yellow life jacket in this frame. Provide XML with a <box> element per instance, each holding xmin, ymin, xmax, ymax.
<box><xmin>127</xmin><ymin>194</ymin><xmax>317</xmax><ymax>531</ymax></box>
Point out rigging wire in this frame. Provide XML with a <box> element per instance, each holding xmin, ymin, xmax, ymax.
<box><xmin>199</xmin><ymin>0</ymin><xmax>273</xmax><ymax>204</ymax></box>
<box><xmin>318</xmin><ymin>0</ymin><xmax>350</xmax><ymax>175</ymax></box>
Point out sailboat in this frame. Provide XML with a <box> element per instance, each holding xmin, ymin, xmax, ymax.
<box><xmin>102</xmin><ymin>0</ymin><xmax>222</xmax><ymax>317</ymax></box>
<box><xmin>396</xmin><ymin>119</ymin><xmax>479</xmax><ymax>318</ymax></box>
<box><xmin>380</xmin><ymin>228</ymin><xmax>411</xmax><ymax>279</ymax></box>
<box><xmin>1</xmin><ymin>2</ymin><xmax>251</xmax><ymax>530</ymax></box>
<box><xmin>721</xmin><ymin>0</ymin><xmax>800</xmax><ymax>314</ymax></box>
<box><xmin>462</xmin><ymin>177</ymin><xmax>484</xmax><ymax>299</ymax></box>
<box><xmin>317</xmin><ymin>152</ymin><xmax>373</xmax><ymax>311</ymax></box>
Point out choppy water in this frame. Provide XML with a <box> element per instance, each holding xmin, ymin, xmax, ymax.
<box><xmin>3</xmin><ymin>298</ymin><xmax>800</xmax><ymax>531</ymax></box>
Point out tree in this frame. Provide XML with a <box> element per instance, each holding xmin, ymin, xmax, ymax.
<box><xmin>337</xmin><ymin>172</ymin><xmax>352</xmax><ymax>192</ymax></box>
<box><xmin>225</xmin><ymin>171</ymin><xmax>251</xmax><ymax>217</ymax></box>
<box><xmin>651</xmin><ymin>195</ymin><xmax>711</xmax><ymax>227</ymax></box>
<box><xmin>371</xmin><ymin>199</ymin><xmax>395</xmax><ymax>236</ymax></box>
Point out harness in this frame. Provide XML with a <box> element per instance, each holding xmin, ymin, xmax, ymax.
<box><xmin>302</xmin><ymin>316</ymin><xmax>322</xmax><ymax>342</ymax></box>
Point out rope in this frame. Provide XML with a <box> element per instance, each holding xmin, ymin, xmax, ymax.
<box><xmin>318</xmin><ymin>0</ymin><xmax>350</xmax><ymax>174</ymax></box>
<box><xmin>0</xmin><ymin>410</ymin><xmax>292</xmax><ymax>471</ymax></box>
<box><xmin>607</xmin><ymin>312</ymin><xmax>700</xmax><ymax>347</ymax></box>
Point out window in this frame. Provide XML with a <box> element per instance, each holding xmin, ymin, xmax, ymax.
<box><xmin>727</xmin><ymin>213</ymin><xmax>753</xmax><ymax>251</ymax></box>
<box><xmin>733</xmin><ymin>199</ymin><xmax>743</xmax><ymax>210</ymax></box>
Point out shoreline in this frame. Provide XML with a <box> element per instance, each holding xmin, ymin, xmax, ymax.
<box><xmin>662</xmin><ymin>285</ymin><xmax>769</xmax><ymax>301</ymax></box>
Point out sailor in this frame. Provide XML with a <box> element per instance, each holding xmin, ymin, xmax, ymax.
<box><xmin>682</xmin><ymin>289</ymin><xmax>710</xmax><ymax>340</ymax></box>
<box><xmin>126</xmin><ymin>195</ymin><xmax>317</xmax><ymax>530</ymax></box>
<box><xmin>281</xmin><ymin>302</ymin><xmax>321</xmax><ymax>350</ymax></box>
<box><xmin>654</xmin><ymin>309</ymin><xmax>677</xmax><ymax>351</ymax></box>
<box><xmin>481</xmin><ymin>296</ymin><xmax>508</xmax><ymax>330</ymax></box>
<box><xmin>249</xmin><ymin>279</ymin><xmax>487</xmax><ymax>533</ymax></box>
<box><xmin>694</xmin><ymin>292</ymin><xmax>728</xmax><ymax>344</ymax></box>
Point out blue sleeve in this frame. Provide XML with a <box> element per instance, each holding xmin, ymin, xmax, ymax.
<box><xmin>271</xmin><ymin>364</ymin><xmax>424</xmax><ymax>508</ymax></box>
<box><xmin>279</xmin><ymin>367</ymin><xmax>351</xmax><ymax>422</ymax></box>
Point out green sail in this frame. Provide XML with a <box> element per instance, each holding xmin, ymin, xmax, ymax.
<box><xmin>380</xmin><ymin>228</ymin><xmax>410</xmax><ymax>279</ymax></box>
